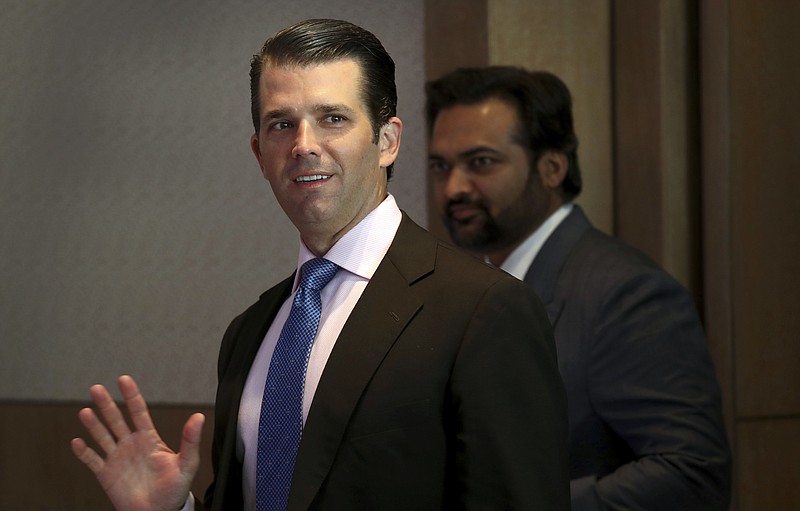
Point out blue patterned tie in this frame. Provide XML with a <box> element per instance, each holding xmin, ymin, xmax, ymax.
<box><xmin>256</xmin><ymin>258</ymin><xmax>339</xmax><ymax>511</ymax></box>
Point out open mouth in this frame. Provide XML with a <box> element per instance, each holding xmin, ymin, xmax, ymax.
<box><xmin>295</xmin><ymin>174</ymin><xmax>331</xmax><ymax>183</ymax></box>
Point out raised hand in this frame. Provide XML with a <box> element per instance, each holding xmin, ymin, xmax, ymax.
<box><xmin>71</xmin><ymin>375</ymin><xmax>205</xmax><ymax>511</ymax></box>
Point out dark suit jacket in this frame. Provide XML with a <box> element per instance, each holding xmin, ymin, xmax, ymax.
<box><xmin>524</xmin><ymin>206</ymin><xmax>731</xmax><ymax>510</ymax></box>
<box><xmin>203</xmin><ymin>214</ymin><xmax>570</xmax><ymax>510</ymax></box>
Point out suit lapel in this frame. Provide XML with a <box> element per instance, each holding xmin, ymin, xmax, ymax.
<box><xmin>288</xmin><ymin>214</ymin><xmax>434</xmax><ymax>510</ymax></box>
<box><xmin>523</xmin><ymin>206</ymin><xmax>592</xmax><ymax>327</ymax></box>
<box><xmin>212</xmin><ymin>276</ymin><xmax>293</xmax><ymax>511</ymax></box>
<box><xmin>228</xmin><ymin>277</ymin><xmax>294</xmax><ymax>380</ymax></box>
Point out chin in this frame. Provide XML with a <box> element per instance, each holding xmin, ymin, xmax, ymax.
<box><xmin>449</xmin><ymin>230</ymin><xmax>483</xmax><ymax>251</ymax></box>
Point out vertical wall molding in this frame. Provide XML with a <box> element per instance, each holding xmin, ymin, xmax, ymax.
<box><xmin>612</xmin><ymin>0</ymin><xmax>700</xmax><ymax>296</ymax></box>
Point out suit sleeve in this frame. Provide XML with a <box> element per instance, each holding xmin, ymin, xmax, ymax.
<box><xmin>575</xmin><ymin>269</ymin><xmax>732</xmax><ymax>510</ymax></box>
<box><xmin>448</xmin><ymin>276</ymin><xmax>571</xmax><ymax>510</ymax></box>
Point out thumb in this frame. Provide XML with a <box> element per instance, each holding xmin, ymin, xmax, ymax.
<box><xmin>178</xmin><ymin>412</ymin><xmax>205</xmax><ymax>477</ymax></box>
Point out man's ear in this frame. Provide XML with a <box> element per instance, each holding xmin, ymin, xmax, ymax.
<box><xmin>250</xmin><ymin>133</ymin><xmax>268</xmax><ymax>179</ymax></box>
<box><xmin>379</xmin><ymin>117</ymin><xmax>403</xmax><ymax>168</ymax></box>
<box><xmin>537</xmin><ymin>150</ymin><xmax>569</xmax><ymax>190</ymax></box>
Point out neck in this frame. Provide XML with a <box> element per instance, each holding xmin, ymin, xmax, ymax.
<box><xmin>300</xmin><ymin>192</ymin><xmax>389</xmax><ymax>257</ymax></box>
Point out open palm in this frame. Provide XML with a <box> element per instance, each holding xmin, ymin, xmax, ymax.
<box><xmin>71</xmin><ymin>375</ymin><xmax>204</xmax><ymax>511</ymax></box>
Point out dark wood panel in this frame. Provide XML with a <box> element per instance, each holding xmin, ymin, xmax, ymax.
<box><xmin>699</xmin><ymin>0</ymin><xmax>736</xmax><ymax>456</ymax></box>
<box><xmin>425</xmin><ymin>0</ymin><xmax>488</xmax><ymax>80</ymax></box>
<box><xmin>0</xmin><ymin>401</ymin><xmax>214</xmax><ymax>511</ymax></box>
<box><xmin>736</xmin><ymin>418</ymin><xmax>800</xmax><ymax>510</ymax></box>
<box><xmin>611</xmin><ymin>1</ymin><xmax>665</xmax><ymax>264</ymax></box>
<box><xmin>729</xmin><ymin>0</ymin><xmax>800</xmax><ymax>418</ymax></box>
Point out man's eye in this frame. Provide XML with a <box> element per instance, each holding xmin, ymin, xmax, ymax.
<box><xmin>428</xmin><ymin>161</ymin><xmax>450</xmax><ymax>175</ymax></box>
<box><xmin>471</xmin><ymin>156</ymin><xmax>495</xmax><ymax>167</ymax></box>
<box><xmin>324</xmin><ymin>114</ymin><xmax>345</xmax><ymax>124</ymax></box>
<box><xmin>270</xmin><ymin>121</ymin><xmax>291</xmax><ymax>131</ymax></box>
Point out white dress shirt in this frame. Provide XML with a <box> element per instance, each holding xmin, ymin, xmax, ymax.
<box><xmin>236</xmin><ymin>194</ymin><xmax>402</xmax><ymax>511</ymax></box>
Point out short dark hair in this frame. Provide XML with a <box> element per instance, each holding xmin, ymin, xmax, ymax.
<box><xmin>250</xmin><ymin>19</ymin><xmax>398</xmax><ymax>178</ymax></box>
<box><xmin>426</xmin><ymin>67</ymin><xmax>581</xmax><ymax>199</ymax></box>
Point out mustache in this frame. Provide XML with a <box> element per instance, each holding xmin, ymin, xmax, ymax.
<box><xmin>444</xmin><ymin>194</ymin><xmax>486</xmax><ymax>211</ymax></box>
<box><xmin>445</xmin><ymin>194</ymin><xmax>488</xmax><ymax>216</ymax></box>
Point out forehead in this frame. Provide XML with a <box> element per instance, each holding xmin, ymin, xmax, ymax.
<box><xmin>258</xmin><ymin>59</ymin><xmax>365</xmax><ymax>108</ymax></box>
<box><xmin>431</xmin><ymin>97</ymin><xmax>521</xmax><ymax>149</ymax></box>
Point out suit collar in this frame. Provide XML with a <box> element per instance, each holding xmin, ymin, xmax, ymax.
<box><xmin>523</xmin><ymin>205</ymin><xmax>592</xmax><ymax>305</ymax></box>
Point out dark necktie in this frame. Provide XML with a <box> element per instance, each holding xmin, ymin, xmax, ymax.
<box><xmin>256</xmin><ymin>258</ymin><xmax>339</xmax><ymax>511</ymax></box>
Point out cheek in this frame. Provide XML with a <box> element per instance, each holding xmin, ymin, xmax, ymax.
<box><xmin>259</xmin><ymin>159</ymin><xmax>279</xmax><ymax>182</ymax></box>
<box><xmin>256</xmin><ymin>142</ymin><xmax>278</xmax><ymax>173</ymax></box>
<box><xmin>432</xmin><ymin>179</ymin><xmax>448</xmax><ymax>204</ymax></box>
<box><xmin>344</xmin><ymin>139</ymin><xmax>382</xmax><ymax>179</ymax></box>
<box><xmin>481</xmin><ymin>177</ymin><xmax>524</xmax><ymax>212</ymax></box>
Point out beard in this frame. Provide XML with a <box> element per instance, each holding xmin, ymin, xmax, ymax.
<box><xmin>441</xmin><ymin>169</ymin><xmax>549</xmax><ymax>257</ymax></box>
<box><xmin>442</xmin><ymin>195</ymin><xmax>516</xmax><ymax>254</ymax></box>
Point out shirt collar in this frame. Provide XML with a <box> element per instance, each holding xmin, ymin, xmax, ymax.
<box><xmin>499</xmin><ymin>203</ymin><xmax>573</xmax><ymax>280</ymax></box>
<box><xmin>294</xmin><ymin>194</ymin><xmax>402</xmax><ymax>288</ymax></box>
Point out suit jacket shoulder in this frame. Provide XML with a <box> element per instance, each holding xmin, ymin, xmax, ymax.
<box><xmin>526</xmin><ymin>205</ymin><xmax>731</xmax><ymax>511</ymax></box>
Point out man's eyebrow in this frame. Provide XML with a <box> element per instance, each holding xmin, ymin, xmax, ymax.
<box><xmin>262</xmin><ymin>108</ymin><xmax>291</xmax><ymax>121</ymax></box>
<box><xmin>428</xmin><ymin>146</ymin><xmax>501</xmax><ymax>162</ymax></box>
<box><xmin>459</xmin><ymin>146</ymin><xmax>502</xmax><ymax>158</ymax></box>
<box><xmin>315</xmin><ymin>103</ymin><xmax>356</xmax><ymax>115</ymax></box>
<box><xmin>261</xmin><ymin>104</ymin><xmax>356</xmax><ymax>122</ymax></box>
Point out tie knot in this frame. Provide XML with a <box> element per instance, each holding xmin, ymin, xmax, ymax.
<box><xmin>299</xmin><ymin>258</ymin><xmax>338</xmax><ymax>291</ymax></box>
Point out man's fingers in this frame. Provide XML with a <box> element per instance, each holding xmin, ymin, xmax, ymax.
<box><xmin>77</xmin><ymin>407</ymin><xmax>118</xmax><ymax>455</ymax></box>
<box><xmin>70</xmin><ymin>437</ymin><xmax>105</xmax><ymax>475</ymax></box>
<box><xmin>90</xmin><ymin>383</ymin><xmax>133</xmax><ymax>440</ymax></box>
<box><xmin>178</xmin><ymin>413</ymin><xmax>205</xmax><ymax>476</ymax></box>
<box><xmin>118</xmin><ymin>375</ymin><xmax>157</xmax><ymax>433</ymax></box>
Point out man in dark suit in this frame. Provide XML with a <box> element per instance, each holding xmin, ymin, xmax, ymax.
<box><xmin>71</xmin><ymin>20</ymin><xmax>570</xmax><ymax>511</ymax></box>
<box><xmin>426</xmin><ymin>67</ymin><xmax>732</xmax><ymax>510</ymax></box>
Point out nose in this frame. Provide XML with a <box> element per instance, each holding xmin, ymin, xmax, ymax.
<box><xmin>441</xmin><ymin>167</ymin><xmax>474</xmax><ymax>199</ymax></box>
<box><xmin>292</xmin><ymin>120</ymin><xmax>321</xmax><ymax>158</ymax></box>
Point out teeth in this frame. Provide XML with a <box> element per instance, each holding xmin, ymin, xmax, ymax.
<box><xmin>296</xmin><ymin>175</ymin><xmax>330</xmax><ymax>183</ymax></box>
